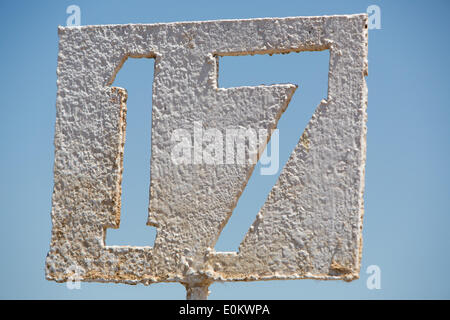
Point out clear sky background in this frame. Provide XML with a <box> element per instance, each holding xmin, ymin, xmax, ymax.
<box><xmin>1</xmin><ymin>0</ymin><xmax>449</xmax><ymax>299</ymax></box>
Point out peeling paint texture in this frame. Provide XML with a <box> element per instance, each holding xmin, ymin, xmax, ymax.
<box><xmin>46</xmin><ymin>15</ymin><xmax>369</xmax><ymax>297</ymax></box>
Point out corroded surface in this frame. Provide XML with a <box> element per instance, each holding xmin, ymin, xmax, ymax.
<box><xmin>46</xmin><ymin>15</ymin><xmax>368</xmax><ymax>293</ymax></box>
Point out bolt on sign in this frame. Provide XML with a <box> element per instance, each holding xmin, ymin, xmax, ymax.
<box><xmin>46</xmin><ymin>14</ymin><xmax>368</xmax><ymax>300</ymax></box>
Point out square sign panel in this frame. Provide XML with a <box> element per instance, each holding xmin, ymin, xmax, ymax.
<box><xmin>46</xmin><ymin>14</ymin><xmax>368</xmax><ymax>299</ymax></box>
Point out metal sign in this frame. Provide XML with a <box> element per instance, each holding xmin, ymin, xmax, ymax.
<box><xmin>46</xmin><ymin>14</ymin><xmax>368</xmax><ymax>299</ymax></box>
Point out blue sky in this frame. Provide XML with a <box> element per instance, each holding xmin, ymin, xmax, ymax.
<box><xmin>1</xmin><ymin>0</ymin><xmax>449</xmax><ymax>299</ymax></box>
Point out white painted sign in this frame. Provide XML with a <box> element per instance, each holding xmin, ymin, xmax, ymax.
<box><xmin>46</xmin><ymin>15</ymin><xmax>368</xmax><ymax>299</ymax></box>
